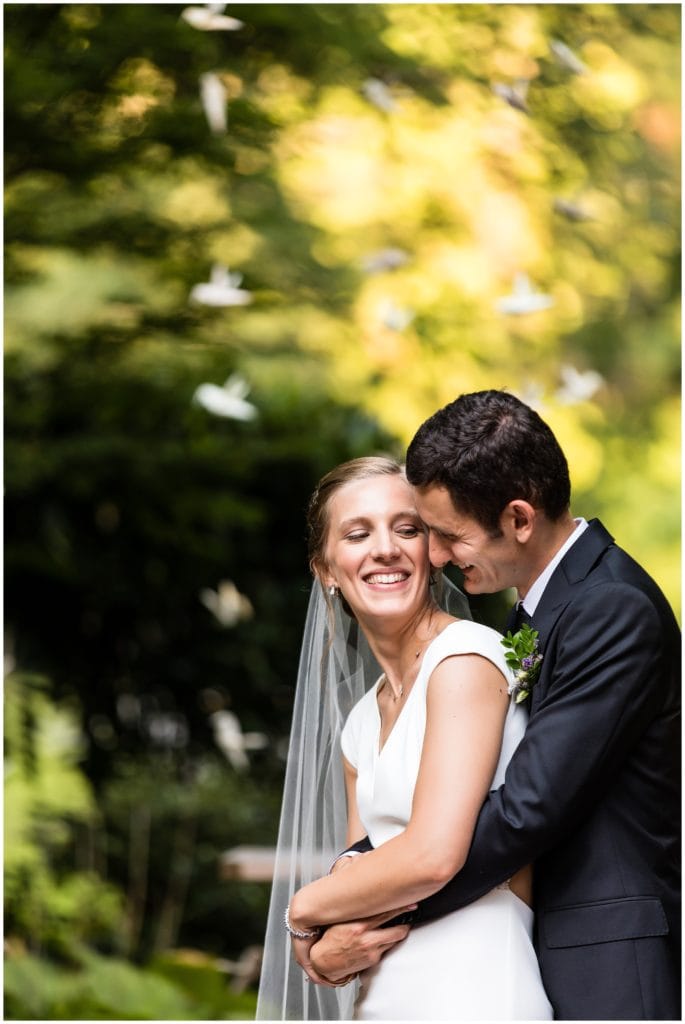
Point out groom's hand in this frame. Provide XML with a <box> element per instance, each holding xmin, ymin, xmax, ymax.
<box><xmin>308</xmin><ymin>910</ymin><xmax>412</xmax><ymax>983</ymax></box>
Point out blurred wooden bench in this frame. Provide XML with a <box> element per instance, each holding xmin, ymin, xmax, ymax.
<box><xmin>219</xmin><ymin>845</ymin><xmax>335</xmax><ymax>882</ymax></box>
<box><xmin>220</xmin><ymin>845</ymin><xmax>277</xmax><ymax>881</ymax></box>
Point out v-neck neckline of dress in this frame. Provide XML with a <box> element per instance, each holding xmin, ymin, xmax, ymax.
<box><xmin>373</xmin><ymin>620</ymin><xmax>462</xmax><ymax>757</ymax></box>
<box><xmin>374</xmin><ymin>669</ymin><xmax>419</xmax><ymax>757</ymax></box>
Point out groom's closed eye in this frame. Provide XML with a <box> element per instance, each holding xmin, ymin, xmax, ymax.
<box><xmin>431</xmin><ymin>527</ymin><xmax>458</xmax><ymax>543</ymax></box>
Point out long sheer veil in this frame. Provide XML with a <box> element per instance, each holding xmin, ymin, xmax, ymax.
<box><xmin>256</xmin><ymin>574</ymin><xmax>471</xmax><ymax>1021</ymax></box>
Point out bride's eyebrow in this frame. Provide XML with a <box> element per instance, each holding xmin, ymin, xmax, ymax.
<box><xmin>393</xmin><ymin>508</ymin><xmax>422</xmax><ymax>522</ymax></box>
<box><xmin>338</xmin><ymin>510</ymin><xmax>420</xmax><ymax>531</ymax></box>
<box><xmin>338</xmin><ymin>516</ymin><xmax>371</xmax><ymax>531</ymax></box>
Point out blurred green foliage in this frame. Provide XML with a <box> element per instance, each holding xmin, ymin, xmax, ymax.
<box><xmin>4</xmin><ymin>945</ymin><xmax>257</xmax><ymax>1019</ymax></box>
<box><xmin>5</xmin><ymin>674</ymin><xmax>125</xmax><ymax>956</ymax></box>
<box><xmin>4</xmin><ymin>3</ymin><xmax>680</xmax><ymax>1018</ymax></box>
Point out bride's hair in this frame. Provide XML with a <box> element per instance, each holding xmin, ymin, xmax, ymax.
<box><xmin>306</xmin><ymin>454</ymin><xmax>404</xmax><ymax>579</ymax></box>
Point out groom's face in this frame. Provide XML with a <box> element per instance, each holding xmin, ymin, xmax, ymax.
<box><xmin>414</xmin><ymin>484</ymin><xmax>522</xmax><ymax>595</ymax></box>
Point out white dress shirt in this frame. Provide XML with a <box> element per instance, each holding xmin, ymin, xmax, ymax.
<box><xmin>520</xmin><ymin>518</ymin><xmax>589</xmax><ymax>616</ymax></box>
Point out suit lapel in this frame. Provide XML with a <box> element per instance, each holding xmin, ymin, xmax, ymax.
<box><xmin>532</xmin><ymin>519</ymin><xmax>613</xmax><ymax>631</ymax></box>
<box><xmin>527</xmin><ymin>519</ymin><xmax>614</xmax><ymax>711</ymax></box>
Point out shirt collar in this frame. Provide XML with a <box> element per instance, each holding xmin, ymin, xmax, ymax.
<box><xmin>520</xmin><ymin>518</ymin><xmax>588</xmax><ymax>616</ymax></box>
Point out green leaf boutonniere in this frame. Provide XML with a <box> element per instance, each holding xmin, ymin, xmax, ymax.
<box><xmin>501</xmin><ymin>623</ymin><xmax>543</xmax><ymax>704</ymax></box>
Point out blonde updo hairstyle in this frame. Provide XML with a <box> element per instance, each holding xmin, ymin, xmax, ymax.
<box><xmin>306</xmin><ymin>456</ymin><xmax>405</xmax><ymax>614</ymax></box>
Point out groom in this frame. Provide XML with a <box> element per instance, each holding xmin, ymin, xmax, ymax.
<box><xmin>302</xmin><ymin>390</ymin><xmax>681</xmax><ymax>1020</ymax></box>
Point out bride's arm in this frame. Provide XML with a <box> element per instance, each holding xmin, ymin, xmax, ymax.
<box><xmin>288</xmin><ymin>653</ymin><xmax>509</xmax><ymax>931</ymax></box>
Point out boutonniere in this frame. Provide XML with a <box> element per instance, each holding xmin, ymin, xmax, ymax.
<box><xmin>501</xmin><ymin>624</ymin><xmax>543</xmax><ymax>704</ymax></box>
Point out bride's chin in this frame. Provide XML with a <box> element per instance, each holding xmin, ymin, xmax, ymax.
<box><xmin>364</xmin><ymin>592</ymin><xmax>427</xmax><ymax>620</ymax></box>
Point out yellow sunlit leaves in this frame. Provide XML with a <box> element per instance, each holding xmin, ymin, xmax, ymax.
<box><xmin>473</xmin><ymin>189</ymin><xmax>546</xmax><ymax>275</ymax></box>
<box><xmin>574</xmin><ymin>41</ymin><xmax>646</xmax><ymax>112</ymax></box>
<box><xmin>255</xmin><ymin>64</ymin><xmax>313</xmax><ymax>125</ymax></box>
<box><xmin>206</xmin><ymin>224</ymin><xmax>262</xmax><ymax>267</ymax></box>
<box><xmin>5</xmin><ymin>4</ymin><xmax>680</xmax><ymax>608</ymax></box>
<box><xmin>98</xmin><ymin>58</ymin><xmax>176</xmax><ymax>143</ymax></box>
<box><xmin>647</xmin><ymin>399</ymin><xmax>681</xmax><ymax>491</ymax></box>
<box><xmin>418</xmin><ymin>239</ymin><xmax>492</xmax><ymax>298</ymax></box>
<box><xmin>111</xmin><ymin>58</ymin><xmax>176</xmax><ymax>103</ymax></box>
<box><xmin>501</xmin><ymin>6</ymin><xmax>547</xmax><ymax>59</ymax></box>
<box><xmin>61</xmin><ymin>4</ymin><xmax>102</xmax><ymax>32</ymax></box>
<box><xmin>234</xmin><ymin>145</ymin><xmax>271</xmax><ymax>176</ymax></box>
<box><xmin>5</xmin><ymin>248</ymin><xmax>180</xmax><ymax>347</ymax></box>
<box><xmin>278</xmin><ymin>111</ymin><xmax>385</xmax><ymax>229</ymax></box>
<box><xmin>598</xmin><ymin>410</ymin><xmax>681</xmax><ymax>619</ymax></box>
<box><xmin>160</xmin><ymin>179</ymin><xmax>231</xmax><ymax>228</ymax></box>
<box><xmin>382</xmin><ymin>5</ymin><xmax>494</xmax><ymax>71</ymax></box>
<box><xmin>543</xmin><ymin>404</ymin><xmax>605</xmax><ymax>493</ymax></box>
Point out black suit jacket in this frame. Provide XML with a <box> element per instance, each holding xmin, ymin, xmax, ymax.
<box><xmin>351</xmin><ymin>520</ymin><xmax>681</xmax><ymax>1020</ymax></box>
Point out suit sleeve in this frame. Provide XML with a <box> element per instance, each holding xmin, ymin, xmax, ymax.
<box><xmin>344</xmin><ymin>836</ymin><xmax>373</xmax><ymax>854</ymax></box>
<box><xmin>415</xmin><ymin>581</ymin><xmax>674</xmax><ymax>925</ymax></box>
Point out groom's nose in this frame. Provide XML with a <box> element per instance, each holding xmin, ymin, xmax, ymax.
<box><xmin>428</xmin><ymin>532</ymin><xmax>452</xmax><ymax>568</ymax></box>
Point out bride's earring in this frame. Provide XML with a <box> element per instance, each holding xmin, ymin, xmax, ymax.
<box><xmin>328</xmin><ymin>585</ymin><xmax>339</xmax><ymax>597</ymax></box>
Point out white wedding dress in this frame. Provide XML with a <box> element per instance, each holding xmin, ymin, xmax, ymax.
<box><xmin>340</xmin><ymin>620</ymin><xmax>553</xmax><ymax>1021</ymax></box>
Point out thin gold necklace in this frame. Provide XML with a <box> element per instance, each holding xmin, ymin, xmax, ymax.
<box><xmin>379</xmin><ymin>639</ymin><xmax>429</xmax><ymax>702</ymax></box>
<box><xmin>379</xmin><ymin>673</ymin><xmax>403</xmax><ymax>702</ymax></box>
<box><xmin>380</xmin><ymin>614</ymin><xmax>447</xmax><ymax>703</ymax></box>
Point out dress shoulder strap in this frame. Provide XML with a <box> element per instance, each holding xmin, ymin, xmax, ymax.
<box><xmin>420</xmin><ymin>620</ymin><xmax>512</xmax><ymax>689</ymax></box>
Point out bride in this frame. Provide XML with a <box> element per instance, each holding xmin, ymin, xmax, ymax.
<box><xmin>257</xmin><ymin>456</ymin><xmax>551</xmax><ymax>1020</ymax></box>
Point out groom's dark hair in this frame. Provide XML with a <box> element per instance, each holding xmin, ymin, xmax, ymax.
<box><xmin>406</xmin><ymin>389</ymin><xmax>571</xmax><ymax>536</ymax></box>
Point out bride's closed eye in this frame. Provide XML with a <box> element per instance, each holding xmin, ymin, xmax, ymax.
<box><xmin>395</xmin><ymin>525</ymin><xmax>420</xmax><ymax>537</ymax></box>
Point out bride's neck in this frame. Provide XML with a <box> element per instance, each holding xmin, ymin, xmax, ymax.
<box><xmin>361</xmin><ymin>603</ymin><xmax>446</xmax><ymax>682</ymax></box>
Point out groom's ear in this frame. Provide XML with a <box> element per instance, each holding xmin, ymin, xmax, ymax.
<box><xmin>500</xmin><ymin>500</ymin><xmax>536</xmax><ymax>543</ymax></box>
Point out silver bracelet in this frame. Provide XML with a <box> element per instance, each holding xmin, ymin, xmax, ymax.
<box><xmin>284</xmin><ymin>904</ymin><xmax>321</xmax><ymax>940</ymax></box>
<box><xmin>328</xmin><ymin>850</ymin><xmax>363</xmax><ymax>874</ymax></box>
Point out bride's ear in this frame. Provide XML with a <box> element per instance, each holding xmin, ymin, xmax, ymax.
<box><xmin>311</xmin><ymin>558</ymin><xmax>336</xmax><ymax>591</ymax></box>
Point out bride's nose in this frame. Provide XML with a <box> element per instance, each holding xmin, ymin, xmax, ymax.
<box><xmin>371</xmin><ymin>529</ymin><xmax>401</xmax><ymax>560</ymax></box>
